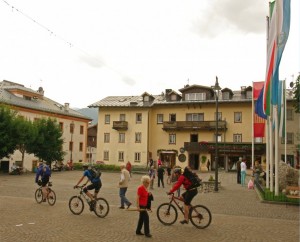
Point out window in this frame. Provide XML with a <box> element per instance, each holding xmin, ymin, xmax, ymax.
<box><xmin>171</xmin><ymin>94</ymin><xmax>177</xmax><ymax>101</ymax></box>
<box><xmin>246</xmin><ymin>91</ymin><xmax>252</xmax><ymax>99</ymax></box>
<box><xmin>222</xmin><ymin>92</ymin><xmax>230</xmax><ymax>100</ymax></box>
<box><xmin>80</xmin><ymin>125</ymin><xmax>84</xmax><ymax>134</ymax></box>
<box><xmin>59</xmin><ymin>122</ymin><xmax>63</xmax><ymax>131</ymax></box>
<box><xmin>169</xmin><ymin>114</ymin><xmax>176</xmax><ymax>122</ymax></box>
<box><xmin>119</xmin><ymin>133</ymin><xmax>125</xmax><ymax>143</ymax></box>
<box><xmin>234</xmin><ymin>112</ymin><xmax>242</xmax><ymax>123</ymax></box>
<box><xmin>104</xmin><ymin>151</ymin><xmax>109</xmax><ymax>160</ymax></box>
<box><xmin>185</xmin><ymin>93</ymin><xmax>206</xmax><ymax>101</ymax></box>
<box><xmin>134</xmin><ymin>152</ymin><xmax>141</xmax><ymax>162</ymax></box>
<box><xmin>104</xmin><ymin>133</ymin><xmax>110</xmax><ymax>143</ymax></box>
<box><xmin>70</xmin><ymin>123</ymin><xmax>75</xmax><ymax>133</ymax></box>
<box><xmin>186</xmin><ymin>113</ymin><xmax>204</xmax><ymax>121</ymax></box>
<box><xmin>214</xmin><ymin>134</ymin><xmax>222</xmax><ymax>142</ymax></box>
<box><xmin>144</xmin><ymin>96</ymin><xmax>149</xmax><ymax>102</ymax></box>
<box><xmin>135</xmin><ymin>132</ymin><xmax>142</xmax><ymax>143</ymax></box>
<box><xmin>69</xmin><ymin>141</ymin><xmax>73</xmax><ymax>151</ymax></box>
<box><xmin>105</xmin><ymin>114</ymin><xmax>110</xmax><ymax>124</ymax></box>
<box><xmin>79</xmin><ymin>142</ymin><xmax>83</xmax><ymax>151</ymax></box>
<box><xmin>169</xmin><ymin>134</ymin><xmax>176</xmax><ymax>144</ymax></box>
<box><xmin>157</xmin><ymin>114</ymin><xmax>164</xmax><ymax>124</ymax></box>
<box><xmin>281</xmin><ymin>132</ymin><xmax>294</xmax><ymax>144</ymax></box>
<box><xmin>118</xmin><ymin>151</ymin><xmax>124</xmax><ymax>161</ymax></box>
<box><xmin>120</xmin><ymin>114</ymin><xmax>126</xmax><ymax>121</ymax></box>
<box><xmin>233</xmin><ymin>134</ymin><xmax>242</xmax><ymax>143</ymax></box>
<box><xmin>136</xmin><ymin>113</ymin><xmax>142</xmax><ymax>123</ymax></box>
<box><xmin>287</xmin><ymin>109</ymin><xmax>293</xmax><ymax>120</ymax></box>
<box><xmin>215</xmin><ymin>112</ymin><xmax>222</xmax><ymax>121</ymax></box>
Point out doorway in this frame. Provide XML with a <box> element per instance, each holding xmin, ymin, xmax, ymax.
<box><xmin>189</xmin><ymin>154</ymin><xmax>200</xmax><ymax>170</ymax></box>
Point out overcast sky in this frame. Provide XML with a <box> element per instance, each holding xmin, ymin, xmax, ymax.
<box><xmin>0</xmin><ymin>0</ymin><xmax>299</xmax><ymax>108</ymax></box>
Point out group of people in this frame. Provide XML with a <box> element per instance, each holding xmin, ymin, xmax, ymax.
<box><xmin>35</xmin><ymin>159</ymin><xmax>198</xmax><ymax>238</ymax></box>
<box><xmin>236</xmin><ymin>157</ymin><xmax>263</xmax><ymax>187</ymax></box>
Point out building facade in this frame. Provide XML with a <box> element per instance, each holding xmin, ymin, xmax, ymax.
<box><xmin>0</xmin><ymin>80</ymin><xmax>92</xmax><ymax>172</ymax></box>
<box><xmin>90</xmin><ymin>84</ymin><xmax>299</xmax><ymax>171</ymax></box>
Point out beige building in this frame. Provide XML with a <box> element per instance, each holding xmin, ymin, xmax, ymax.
<box><xmin>90</xmin><ymin>84</ymin><xmax>299</xmax><ymax>171</ymax></box>
<box><xmin>0</xmin><ymin>80</ymin><xmax>92</xmax><ymax>172</ymax></box>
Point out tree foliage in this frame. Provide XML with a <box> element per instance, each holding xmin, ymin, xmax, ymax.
<box><xmin>27</xmin><ymin>118</ymin><xmax>65</xmax><ymax>165</ymax></box>
<box><xmin>0</xmin><ymin>105</ymin><xmax>18</xmax><ymax>159</ymax></box>
<box><xmin>292</xmin><ymin>74</ymin><xmax>300</xmax><ymax>113</ymax></box>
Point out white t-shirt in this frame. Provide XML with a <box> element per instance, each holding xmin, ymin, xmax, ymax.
<box><xmin>241</xmin><ymin>161</ymin><xmax>247</xmax><ymax>172</ymax></box>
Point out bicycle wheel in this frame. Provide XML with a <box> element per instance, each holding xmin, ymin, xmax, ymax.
<box><xmin>47</xmin><ymin>189</ymin><xmax>56</xmax><ymax>206</ymax></box>
<box><xmin>69</xmin><ymin>196</ymin><xmax>84</xmax><ymax>215</ymax></box>
<box><xmin>35</xmin><ymin>188</ymin><xmax>43</xmax><ymax>204</ymax></box>
<box><xmin>94</xmin><ymin>198</ymin><xmax>109</xmax><ymax>218</ymax></box>
<box><xmin>157</xmin><ymin>203</ymin><xmax>178</xmax><ymax>225</ymax></box>
<box><xmin>189</xmin><ymin>205</ymin><xmax>212</xmax><ymax>229</ymax></box>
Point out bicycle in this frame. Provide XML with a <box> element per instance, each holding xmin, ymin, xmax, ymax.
<box><xmin>69</xmin><ymin>185</ymin><xmax>109</xmax><ymax>218</ymax></box>
<box><xmin>35</xmin><ymin>180</ymin><xmax>56</xmax><ymax>206</ymax></box>
<box><xmin>156</xmin><ymin>192</ymin><xmax>212</xmax><ymax>229</ymax></box>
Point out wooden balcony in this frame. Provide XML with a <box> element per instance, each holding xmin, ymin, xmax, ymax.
<box><xmin>112</xmin><ymin>121</ymin><xmax>128</xmax><ymax>130</ymax></box>
<box><xmin>162</xmin><ymin>120</ymin><xmax>227</xmax><ymax>131</ymax></box>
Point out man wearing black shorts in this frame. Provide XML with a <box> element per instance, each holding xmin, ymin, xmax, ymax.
<box><xmin>168</xmin><ymin>167</ymin><xmax>198</xmax><ymax>224</ymax></box>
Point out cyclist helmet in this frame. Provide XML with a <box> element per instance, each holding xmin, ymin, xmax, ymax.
<box><xmin>174</xmin><ymin>168</ymin><xmax>182</xmax><ymax>175</ymax></box>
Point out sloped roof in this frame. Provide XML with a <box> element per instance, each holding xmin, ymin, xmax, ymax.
<box><xmin>0</xmin><ymin>80</ymin><xmax>91</xmax><ymax>121</ymax></box>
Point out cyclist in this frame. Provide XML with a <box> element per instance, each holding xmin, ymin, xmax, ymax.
<box><xmin>35</xmin><ymin>161</ymin><xmax>51</xmax><ymax>202</ymax></box>
<box><xmin>168</xmin><ymin>166</ymin><xmax>198</xmax><ymax>225</ymax></box>
<box><xmin>74</xmin><ymin>164</ymin><xmax>101</xmax><ymax>210</ymax></box>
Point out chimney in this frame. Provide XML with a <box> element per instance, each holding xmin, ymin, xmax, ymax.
<box><xmin>37</xmin><ymin>87</ymin><xmax>44</xmax><ymax>96</ymax></box>
<box><xmin>64</xmin><ymin>103</ymin><xmax>70</xmax><ymax>112</ymax></box>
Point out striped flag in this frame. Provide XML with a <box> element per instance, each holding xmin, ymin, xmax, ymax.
<box><xmin>253</xmin><ymin>82</ymin><xmax>266</xmax><ymax>137</ymax></box>
<box><xmin>263</xmin><ymin>0</ymin><xmax>291</xmax><ymax>115</ymax></box>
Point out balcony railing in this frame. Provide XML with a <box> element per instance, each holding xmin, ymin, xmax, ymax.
<box><xmin>162</xmin><ymin>120</ymin><xmax>227</xmax><ymax>131</ymax></box>
<box><xmin>112</xmin><ymin>121</ymin><xmax>128</xmax><ymax>130</ymax></box>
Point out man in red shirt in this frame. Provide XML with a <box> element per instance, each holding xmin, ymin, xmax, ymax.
<box><xmin>168</xmin><ymin>167</ymin><xmax>198</xmax><ymax>224</ymax></box>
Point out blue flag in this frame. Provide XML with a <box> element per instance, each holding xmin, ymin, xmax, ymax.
<box><xmin>255</xmin><ymin>88</ymin><xmax>267</xmax><ymax>120</ymax></box>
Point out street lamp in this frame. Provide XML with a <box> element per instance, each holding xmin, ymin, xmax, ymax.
<box><xmin>211</xmin><ymin>76</ymin><xmax>221</xmax><ymax>192</ymax></box>
<box><xmin>70</xmin><ymin>122</ymin><xmax>74</xmax><ymax>162</ymax></box>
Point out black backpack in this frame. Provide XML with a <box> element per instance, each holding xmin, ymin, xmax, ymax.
<box><xmin>88</xmin><ymin>167</ymin><xmax>101</xmax><ymax>179</ymax></box>
<box><xmin>183</xmin><ymin>167</ymin><xmax>202</xmax><ymax>190</ymax></box>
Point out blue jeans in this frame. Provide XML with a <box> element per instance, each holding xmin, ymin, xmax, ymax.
<box><xmin>119</xmin><ymin>187</ymin><xmax>130</xmax><ymax>207</ymax></box>
<box><xmin>241</xmin><ymin>171</ymin><xmax>246</xmax><ymax>186</ymax></box>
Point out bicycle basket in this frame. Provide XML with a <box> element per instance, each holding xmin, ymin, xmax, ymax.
<box><xmin>37</xmin><ymin>180</ymin><xmax>42</xmax><ymax>186</ymax></box>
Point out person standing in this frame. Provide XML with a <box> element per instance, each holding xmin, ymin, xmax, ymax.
<box><xmin>240</xmin><ymin>159</ymin><xmax>247</xmax><ymax>187</ymax></box>
<box><xmin>166</xmin><ymin>164</ymin><xmax>172</xmax><ymax>185</ymax></box>
<box><xmin>126</xmin><ymin>161</ymin><xmax>132</xmax><ymax>177</ymax></box>
<box><xmin>237</xmin><ymin>157</ymin><xmax>242</xmax><ymax>184</ymax></box>
<box><xmin>206</xmin><ymin>159</ymin><xmax>210</xmax><ymax>171</ymax></box>
<box><xmin>157</xmin><ymin>165</ymin><xmax>165</xmax><ymax>188</ymax></box>
<box><xmin>136</xmin><ymin>175</ymin><xmax>152</xmax><ymax>238</ymax></box>
<box><xmin>148</xmin><ymin>166</ymin><xmax>155</xmax><ymax>190</ymax></box>
<box><xmin>252</xmin><ymin>160</ymin><xmax>262</xmax><ymax>185</ymax></box>
<box><xmin>118</xmin><ymin>165</ymin><xmax>132</xmax><ymax>209</ymax></box>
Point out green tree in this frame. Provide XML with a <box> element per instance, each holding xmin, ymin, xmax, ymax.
<box><xmin>14</xmin><ymin>116</ymin><xmax>37</xmax><ymax>167</ymax></box>
<box><xmin>0</xmin><ymin>105</ymin><xmax>18</xmax><ymax>159</ymax></box>
<box><xmin>292</xmin><ymin>74</ymin><xmax>300</xmax><ymax>113</ymax></box>
<box><xmin>27</xmin><ymin>118</ymin><xmax>65</xmax><ymax>165</ymax></box>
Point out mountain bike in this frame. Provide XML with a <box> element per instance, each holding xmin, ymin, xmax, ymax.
<box><xmin>69</xmin><ymin>185</ymin><xmax>109</xmax><ymax>218</ymax></box>
<box><xmin>157</xmin><ymin>192</ymin><xmax>212</xmax><ymax>229</ymax></box>
<box><xmin>35</xmin><ymin>180</ymin><xmax>56</xmax><ymax>206</ymax></box>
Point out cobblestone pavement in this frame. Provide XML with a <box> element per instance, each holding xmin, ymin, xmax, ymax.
<box><xmin>0</xmin><ymin>170</ymin><xmax>299</xmax><ymax>242</ymax></box>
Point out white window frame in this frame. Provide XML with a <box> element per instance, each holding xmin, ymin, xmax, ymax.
<box><xmin>136</xmin><ymin>113</ymin><xmax>142</xmax><ymax>123</ymax></box>
<box><xmin>118</xmin><ymin>151</ymin><xmax>124</xmax><ymax>161</ymax></box>
<box><xmin>105</xmin><ymin>114</ymin><xmax>110</xmax><ymax>124</ymax></box>
<box><xmin>119</xmin><ymin>133</ymin><xmax>125</xmax><ymax>143</ymax></box>
<box><xmin>234</xmin><ymin>112</ymin><xmax>242</xmax><ymax>123</ymax></box>
<box><xmin>169</xmin><ymin>134</ymin><xmax>176</xmax><ymax>144</ymax></box>
<box><xmin>135</xmin><ymin>132</ymin><xmax>142</xmax><ymax>143</ymax></box>
<box><xmin>134</xmin><ymin>152</ymin><xmax>141</xmax><ymax>162</ymax></box>
<box><xmin>157</xmin><ymin>114</ymin><xmax>163</xmax><ymax>124</ymax></box>
<box><xmin>233</xmin><ymin>134</ymin><xmax>242</xmax><ymax>143</ymax></box>
<box><xmin>103</xmin><ymin>150</ymin><xmax>109</xmax><ymax>160</ymax></box>
<box><xmin>104</xmin><ymin>133</ymin><xmax>110</xmax><ymax>143</ymax></box>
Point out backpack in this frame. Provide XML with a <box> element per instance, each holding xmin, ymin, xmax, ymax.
<box><xmin>89</xmin><ymin>167</ymin><xmax>101</xmax><ymax>180</ymax></box>
<box><xmin>42</xmin><ymin>164</ymin><xmax>51</xmax><ymax>177</ymax></box>
<box><xmin>183</xmin><ymin>167</ymin><xmax>201</xmax><ymax>190</ymax></box>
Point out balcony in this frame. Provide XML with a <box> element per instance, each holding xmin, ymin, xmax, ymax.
<box><xmin>112</xmin><ymin>121</ymin><xmax>128</xmax><ymax>131</ymax></box>
<box><xmin>162</xmin><ymin>120</ymin><xmax>227</xmax><ymax>131</ymax></box>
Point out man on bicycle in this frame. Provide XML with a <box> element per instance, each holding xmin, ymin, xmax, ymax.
<box><xmin>35</xmin><ymin>161</ymin><xmax>51</xmax><ymax>202</ymax></box>
<box><xmin>74</xmin><ymin>164</ymin><xmax>101</xmax><ymax>210</ymax></box>
<box><xmin>168</xmin><ymin>167</ymin><xmax>198</xmax><ymax>225</ymax></box>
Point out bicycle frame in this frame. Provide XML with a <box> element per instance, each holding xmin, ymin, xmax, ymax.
<box><xmin>168</xmin><ymin>193</ymin><xmax>187</xmax><ymax>215</ymax></box>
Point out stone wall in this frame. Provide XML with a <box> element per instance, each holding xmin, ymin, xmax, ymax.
<box><xmin>279</xmin><ymin>161</ymin><xmax>300</xmax><ymax>191</ymax></box>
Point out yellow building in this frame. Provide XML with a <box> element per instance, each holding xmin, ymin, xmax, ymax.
<box><xmin>90</xmin><ymin>84</ymin><xmax>299</xmax><ymax>171</ymax></box>
<box><xmin>0</xmin><ymin>80</ymin><xmax>91</xmax><ymax>172</ymax></box>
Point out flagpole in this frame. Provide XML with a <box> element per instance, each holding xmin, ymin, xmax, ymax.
<box><xmin>284</xmin><ymin>79</ymin><xmax>287</xmax><ymax>163</ymax></box>
<box><xmin>269</xmin><ymin>112</ymin><xmax>273</xmax><ymax>192</ymax></box>
<box><xmin>266</xmin><ymin>117</ymin><xmax>270</xmax><ymax>189</ymax></box>
<box><xmin>252</xmin><ymin>81</ymin><xmax>254</xmax><ymax>169</ymax></box>
<box><xmin>274</xmin><ymin>104</ymin><xmax>279</xmax><ymax>196</ymax></box>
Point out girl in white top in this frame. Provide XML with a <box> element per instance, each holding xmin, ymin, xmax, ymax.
<box><xmin>240</xmin><ymin>160</ymin><xmax>247</xmax><ymax>187</ymax></box>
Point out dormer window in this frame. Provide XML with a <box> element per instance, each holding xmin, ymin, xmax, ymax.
<box><xmin>24</xmin><ymin>96</ymin><xmax>32</xmax><ymax>100</ymax></box>
<box><xmin>185</xmin><ymin>93</ymin><xmax>206</xmax><ymax>101</ymax></box>
<box><xmin>223</xmin><ymin>92</ymin><xmax>230</xmax><ymax>100</ymax></box>
<box><xmin>144</xmin><ymin>96</ymin><xmax>149</xmax><ymax>102</ymax></box>
<box><xmin>171</xmin><ymin>94</ymin><xmax>177</xmax><ymax>101</ymax></box>
<box><xmin>246</xmin><ymin>90</ymin><xmax>252</xmax><ymax>99</ymax></box>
